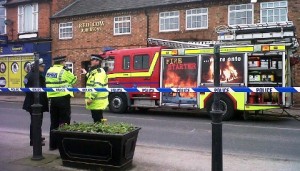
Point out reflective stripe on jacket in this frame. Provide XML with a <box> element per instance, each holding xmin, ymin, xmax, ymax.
<box><xmin>85</xmin><ymin>67</ymin><xmax>109</xmax><ymax>110</ymax></box>
<box><xmin>45</xmin><ymin>65</ymin><xmax>77</xmax><ymax>98</ymax></box>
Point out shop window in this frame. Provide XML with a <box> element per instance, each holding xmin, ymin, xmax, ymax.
<box><xmin>159</xmin><ymin>11</ymin><xmax>180</xmax><ymax>32</ymax></box>
<box><xmin>123</xmin><ymin>56</ymin><xmax>130</xmax><ymax>70</ymax></box>
<box><xmin>134</xmin><ymin>55</ymin><xmax>149</xmax><ymax>70</ymax></box>
<box><xmin>0</xmin><ymin>1</ymin><xmax>6</xmax><ymax>35</ymax></box>
<box><xmin>228</xmin><ymin>4</ymin><xmax>253</xmax><ymax>25</ymax></box>
<box><xmin>186</xmin><ymin>8</ymin><xmax>208</xmax><ymax>30</ymax></box>
<box><xmin>59</xmin><ymin>22</ymin><xmax>73</xmax><ymax>39</ymax></box>
<box><xmin>18</xmin><ymin>3</ymin><xmax>38</xmax><ymax>33</ymax></box>
<box><xmin>261</xmin><ymin>1</ymin><xmax>288</xmax><ymax>23</ymax></box>
<box><xmin>114</xmin><ymin>16</ymin><xmax>131</xmax><ymax>35</ymax></box>
<box><xmin>65</xmin><ymin>62</ymin><xmax>73</xmax><ymax>74</ymax></box>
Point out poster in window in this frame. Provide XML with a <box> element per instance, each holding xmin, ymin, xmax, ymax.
<box><xmin>162</xmin><ymin>56</ymin><xmax>198</xmax><ymax>105</ymax></box>
<box><xmin>201</xmin><ymin>53</ymin><xmax>244</xmax><ymax>84</ymax></box>
<box><xmin>8</xmin><ymin>57</ymin><xmax>22</xmax><ymax>88</ymax></box>
<box><xmin>21</xmin><ymin>56</ymin><xmax>34</xmax><ymax>87</ymax></box>
<box><xmin>0</xmin><ymin>57</ymin><xmax>8</xmax><ymax>87</ymax></box>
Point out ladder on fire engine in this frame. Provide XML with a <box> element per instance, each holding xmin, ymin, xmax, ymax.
<box><xmin>216</xmin><ymin>21</ymin><xmax>299</xmax><ymax>48</ymax></box>
<box><xmin>147</xmin><ymin>38</ymin><xmax>213</xmax><ymax>48</ymax></box>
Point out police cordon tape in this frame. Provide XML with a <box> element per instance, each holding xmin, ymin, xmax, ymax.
<box><xmin>1</xmin><ymin>87</ymin><xmax>300</xmax><ymax>93</ymax></box>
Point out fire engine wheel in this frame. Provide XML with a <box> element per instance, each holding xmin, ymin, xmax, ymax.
<box><xmin>207</xmin><ymin>96</ymin><xmax>235</xmax><ymax>121</ymax></box>
<box><xmin>108</xmin><ymin>93</ymin><xmax>128</xmax><ymax>113</ymax></box>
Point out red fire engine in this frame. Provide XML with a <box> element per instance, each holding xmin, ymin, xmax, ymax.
<box><xmin>100</xmin><ymin>22</ymin><xmax>299</xmax><ymax>120</ymax></box>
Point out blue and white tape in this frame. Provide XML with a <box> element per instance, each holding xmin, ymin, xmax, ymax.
<box><xmin>0</xmin><ymin>87</ymin><xmax>299</xmax><ymax>93</ymax></box>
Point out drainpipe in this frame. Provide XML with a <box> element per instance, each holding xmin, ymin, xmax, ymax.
<box><xmin>145</xmin><ymin>9</ymin><xmax>150</xmax><ymax>47</ymax></box>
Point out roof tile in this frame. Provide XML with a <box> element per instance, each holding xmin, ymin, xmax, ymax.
<box><xmin>52</xmin><ymin>0</ymin><xmax>203</xmax><ymax>18</ymax></box>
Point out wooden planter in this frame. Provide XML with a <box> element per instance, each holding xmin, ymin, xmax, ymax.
<box><xmin>52</xmin><ymin>127</ymin><xmax>141</xmax><ymax>170</ymax></box>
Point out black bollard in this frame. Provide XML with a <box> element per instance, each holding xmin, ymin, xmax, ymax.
<box><xmin>31</xmin><ymin>53</ymin><xmax>44</xmax><ymax>161</ymax></box>
<box><xmin>211</xmin><ymin>44</ymin><xmax>223</xmax><ymax>171</ymax></box>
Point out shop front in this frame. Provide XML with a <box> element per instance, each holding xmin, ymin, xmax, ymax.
<box><xmin>0</xmin><ymin>41</ymin><xmax>51</xmax><ymax>88</ymax></box>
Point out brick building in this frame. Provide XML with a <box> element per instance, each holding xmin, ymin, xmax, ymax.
<box><xmin>51</xmin><ymin>0</ymin><xmax>300</xmax><ymax>102</ymax></box>
<box><xmin>0</xmin><ymin>0</ymin><xmax>74</xmax><ymax>88</ymax></box>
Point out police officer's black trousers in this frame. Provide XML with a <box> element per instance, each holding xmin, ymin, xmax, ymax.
<box><xmin>49</xmin><ymin>95</ymin><xmax>71</xmax><ymax>149</ymax></box>
<box><xmin>90</xmin><ymin>110</ymin><xmax>103</xmax><ymax>123</ymax></box>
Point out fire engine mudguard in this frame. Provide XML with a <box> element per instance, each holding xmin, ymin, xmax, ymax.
<box><xmin>206</xmin><ymin>95</ymin><xmax>235</xmax><ymax>121</ymax></box>
<box><xmin>108</xmin><ymin>93</ymin><xmax>129</xmax><ymax>113</ymax></box>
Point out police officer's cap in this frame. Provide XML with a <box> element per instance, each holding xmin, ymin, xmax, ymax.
<box><xmin>53</xmin><ymin>56</ymin><xmax>67</xmax><ymax>62</ymax></box>
<box><xmin>90</xmin><ymin>54</ymin><xmax>103</xmax><ymax>61</ymax></box>
<box><xmin>31</xmin><ymin>58</ymin><xmax>45</xmax><ymax>67</ymax></box>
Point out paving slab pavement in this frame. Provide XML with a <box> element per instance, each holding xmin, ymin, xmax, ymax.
<box><xmin>0</xmin><ymin>130</ymin><xmax>300</xmax><ymax>171</ymax></box>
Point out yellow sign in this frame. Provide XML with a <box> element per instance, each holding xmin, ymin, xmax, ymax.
<box><xmin>21</xmin><ymin>56</ymin><xmax>34</xmax><ymax>87</ymax></box>
<box><xmin>220</xmin><ymin>46</ymin><xmax>254</xmax><ymax>53</ymax></box>
<box><xmin>79</xmin><ymin>21</ymin><xmax>105</xmax><ymax>33</ymax></box>
<box><xmin>185</xmin><ymin>48</ymin><xmax>214</xmax><ymax>55</ymax></box>
<box><xmin>0</xmin><ymin>57</ymin><xmax>8</xmax><ymax>87</ymax></box>
<box><xmin>8</xmin><ymin>57</ymin><xmax>22</xmax><ymax>88</ymax></box>
<box><xmin>161</xmin><ymin>50</ymin><xmax>178</xmax><ymax>56</ymax></box>
<box><xmin>270</xmin><ymin>45</ymin><xmax>285</xmax><ymax>51</ymax></box>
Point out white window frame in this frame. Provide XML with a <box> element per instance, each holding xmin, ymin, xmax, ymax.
<box><xmin>18</xmin><ymin>3</ymin><xmax>38</xmax><ymax>33</ymax></box>
<box><xmin>186</xmin><ymin>8</ymin><xmax>208</xmax><ymax>30</ymax></box>
<box><xmin>260</xmin><ymin>1</ymin><xmax>288</xmax><ymax>24</ymax></box>
<box><xmin>59</xmin><ymin>22</ymin><xmax>73</xmax><ymax>40</ymax></box>
<box><xmin>159</xmin><ymin>11</ymin><xmax>180</xmax><ymax>32</ymax></box>
<box><xmin>228</xmin><ymin>4</ymin><xmax>254</xmax><ymax>26</ymax></box>
<box><xmin>0</xmin><ymin>2</ymin><xmax>6</xmax><ymax>35</ymax></box>
<box><xmin>114</xmin><ymin>16</ymin><xmax>131</xmax><ymax>35</ymax></box>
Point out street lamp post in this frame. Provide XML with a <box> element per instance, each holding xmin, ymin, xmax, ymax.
<box><xmin>211</xmin><ymin>44</ymin><xmax>223</xmax><ymax>171</ymax></box>
<box><xmin>31</xmin><ymin>53</ymin><xmax>44</xmax><ymax>160</ymax></box>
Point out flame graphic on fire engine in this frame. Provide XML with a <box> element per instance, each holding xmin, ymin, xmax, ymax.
<box><xmin>208</xmin><ymin>57</ymin><xmax>239</xmax><ymax>83</ymax></box>
<box><xmin>164</xmin><ymin>71</ymin><xmax>196</xmax><ymax>98</ymax></box>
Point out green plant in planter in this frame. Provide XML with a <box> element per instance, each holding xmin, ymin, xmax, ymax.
<box><xmin>58</xmin><ymin>121</ymin><xmax>136</xmax><ymax>134</ymax></box>
<box><xmin>54</xmin><ymin>119</ymin><xmax>141</xmax><ymax>169</ymax></box>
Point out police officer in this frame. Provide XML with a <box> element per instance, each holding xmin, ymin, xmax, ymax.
<box><xmin>22</xmin><ymin>58</ymin><xmax>48</xmax><ymax>146</ymax></box>
<box><xmin>45</xmin><ymin>56</ymin><xmax>77</xmax><ymax>150</ymax></box>
<box><xmin>82</xmin><ymin>54</ymin><xmax>108</xmax><ymax>122</ymax></box>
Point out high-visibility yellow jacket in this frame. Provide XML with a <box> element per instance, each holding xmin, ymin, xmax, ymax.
<box><xmin>85</xmin><ymin>67</ymin><xmax>109</xmax><ymax>110</ymax></box>
<box><xmin>45</xmin><ymin>65</ymin><xmax>77</xmax><ymax>98</ymax></box>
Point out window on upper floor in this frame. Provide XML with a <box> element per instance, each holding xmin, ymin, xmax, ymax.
<box><xmin>114</xmin><ymin>16</ymin><xmax>131</xmax><ymax>35</ymax></box>
<box><xmin>59</xmin><ymin>22</ymin><xmax>73</xmax><ymax>39</ymax></box>
<box><xmin>228</xmin><ymin>4</ymin><xmax>253</xmax><ymax>26</ymax></box>
<box><xmin>159</xmin><ymin>11</ymin><xmax>180</xmax><ymax>32</ymax></box>
<box><xmin>186</xmin><ymin>8</ymin><xmax>208</xmax><ymax>30</ymax></box>
<box><xmin>0</xmin><ymin>1</ymin><xmax>6</xmax><ymax>35</ymax></box>
<box><xmin>18</xmin><ymin>3</ymin><xmax>38</xmax><ymax>33</ymax></box>
<box><xmin>261</xmin><ymin>1</ymin><xmax>288</xmax><ymax>23</ymax></box>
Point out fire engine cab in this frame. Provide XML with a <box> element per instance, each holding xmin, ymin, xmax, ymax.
<box><xmin>101</xmin><ymin>22</ymin><xmax>299</xmax><ymax>120</ymax></box>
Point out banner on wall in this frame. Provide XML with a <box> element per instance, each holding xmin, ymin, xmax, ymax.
<box><xmin>0</xmin><ymin>57</ymin><xmax>8</xmax><ymax>88</ymax></box>
<box><xmin>161</xmin><ymin>56</ymin><xmax>198</xmax><ymax>105</ymax></box>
